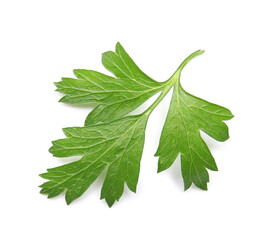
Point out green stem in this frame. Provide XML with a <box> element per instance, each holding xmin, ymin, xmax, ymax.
<box><xmin>143</xmin><ymin>49</ymin><xmax>204</xmax><ymax>116</ymax></box>
<box><xmin>171</xmin><ymin>49</ymin><xmax>205</xmax><ymax>80</ymax></box>
<box><xmin>143</xmin><ymin>82</ymin><xmax>174</xmax><ymax>115</ymax></box>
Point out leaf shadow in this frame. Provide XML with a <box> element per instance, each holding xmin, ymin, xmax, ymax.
<box><xmin>160</xmin><ymin>155</ymin><xmax>184</xmax><ymax>190</ymax></box>
<box><xmin>200</xmin><ymin>131</ymin><xmax>220</xmax><ymax>151</ymax></box>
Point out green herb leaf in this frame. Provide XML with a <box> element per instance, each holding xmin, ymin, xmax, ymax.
<box><xmin>155</xmin><ymin>82</ymin><xmax>233</xmax><ymax>190</ymax></box>
<box><xmin>40</xmin><ymin>115</ymin><xmax>148</xmax><ymax>207</ymax></box>
<box><xmin>55</xmin><ymin>42</ymin><xmax>164</xmax><ymax>125</ymax></box>
<box><xmin>40</xmin><ymin>43</ymin><xmax>233</xmax><ymax>207</ymax></box>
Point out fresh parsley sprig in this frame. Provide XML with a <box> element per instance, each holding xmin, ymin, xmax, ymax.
<box><xmin>40</xmin><ymin>43</ymin><xmax>233</xmax><ymax>207</ymax></box>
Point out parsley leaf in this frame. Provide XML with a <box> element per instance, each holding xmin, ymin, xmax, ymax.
<box><xmin>155</xmin><ymin>81</ymin><xmax>233</xmax><ymax>190</ymax></box>
<box><xmin>40</xmin><ymin>43</ymin><xmax>233</xmax><ymax>207</ymax></box>
<box><xmin>55</xmin><ymin>42</ymin><xmax>164</xmax><ymax>125</ymax></box>
<box><xmin>41</xmin><ymin>115</ymin><xmax>148</xmax><ymax>207</ymax></box>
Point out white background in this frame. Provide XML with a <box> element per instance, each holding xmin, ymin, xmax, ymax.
<box><xmin>1</xmin><ymin>0</ymin><xmax>277</xmax><ymax>239</ymax></box>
